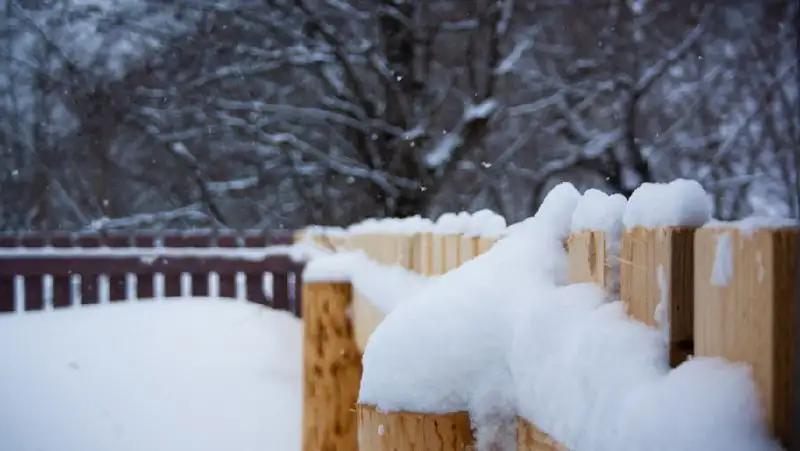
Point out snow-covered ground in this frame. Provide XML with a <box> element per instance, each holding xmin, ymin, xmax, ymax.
<box><xmin>0</xmin><ymin>298</ymin><xmax>301</xmax><ymax>451</ymax></box>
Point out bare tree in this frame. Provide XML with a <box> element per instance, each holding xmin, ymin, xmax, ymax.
<box><xmin>0</xmin><ymin>0</ymin><xmax>797</xmax><ymax>231</ymax></box>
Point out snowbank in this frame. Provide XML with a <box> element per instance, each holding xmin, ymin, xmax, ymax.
<box><xmin>0</xmin><ymin>299</ymin><xmax>301</xmax><ymax>451</ymax></box>
<box><xmin>355</xmin><ymin>180</ymin><xmax>779</xmax><ymax>451</ymax></box>
<box><xmin>511</xmin><ymin>284</ymin><xmax>779</xmax><ymax>451</ymax></box>
<box><xmin>359</xmin><ymin>182</ymin><xmax>581</xmax><ymax>450</ymax></box>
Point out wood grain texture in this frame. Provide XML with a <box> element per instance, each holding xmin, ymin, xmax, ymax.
<box><xmin>458</xmin><ymin>236</ymin><xmax>480</xmax><ymax>265</ymax></box>
<box><xmin>516</xmin><ymin>417</ymin><xmax>568</xmax><ymax>451</ymax></box>
<box><xmin>414</xmin><ymin>232</ymin><xmax>435</xmax><ymax>275</ymax></box>
<box><xmin>477</xmin><ymin>236</ymin><xmax>501</xmax><ymax>255</ymax></box>
<box><xmin>357</xmin><ymin>404</ymin><xmax>475</xmax><ymax>451</ymax></box>
<box><xmin>302</xmin><ymin>282</ymin><xmax>362</xmax><ymax>451</ymax></box>
<box><xmin>443</xmin><ymin>234</ymin><xmax>462</xmax><ymax>272</ymax></box>
<box><xmin>694</xmin><ymin>227</ymin><xmax>799</xmax><ymax>448</ymax></box>
<box><xmin>620</xmin><ymin>227</ymin><xmax>695</xmax><ymax>367</ymax></box>
<box><xmin>567</xmin><ymin>230</ymin><xmax>607</xmax><ymax>288</ymax></box>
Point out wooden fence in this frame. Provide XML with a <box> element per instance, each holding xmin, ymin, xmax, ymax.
<box><xmin>300</xmin><ymin>221</ymin><xmax>800</xmax><ymax>450</ymax></box>
<box><xmin>0</xmin><ymin>231</ymin><xmax>304</xmax><ymax>316</ymax></box>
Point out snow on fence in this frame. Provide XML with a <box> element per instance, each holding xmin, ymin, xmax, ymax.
<box><xmin>298</xmin><ymin>180</ymin><xmax>800</xmax><ymax>451</ymax></box>
<box><xmin>0</xmin><ymin>231</ymin><xmax>306</xmax><ymax>316</ymax></box>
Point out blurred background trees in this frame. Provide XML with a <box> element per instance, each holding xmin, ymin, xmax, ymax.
<box><xmin>0</xmin><ymin>0</ymin><xmax>797</xmax><ymax>231</ymax></box>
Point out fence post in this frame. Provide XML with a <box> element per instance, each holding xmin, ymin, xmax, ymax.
<box><xmin>567</xmin><ymin>230</ymin><xmax>609</xmax><ymax>288</ymax></box>
<box><xmin>414</xmin><ymin>232</ymin><xmax>435</xmax><ymax>275</ymax></box>
<box><xmin>302</xmin><ymin>282</ymin><xmax>361</xmax><ymax>451</ymax></box>
<box><xmin>395</xmin><ymin>234</ymin><xmax>415</xmax><ymax>270</ymax></box>
<box><xmin>694</xmin><ymin>226</ymin><xmax>799</xmax><ymax>448</ymax></box>
<box><xmin>357</xmin><ymin>404</ymin><xmax>474</xmax><ymax>451</ymax></box>
<box><xmin>620</xmin><ymin>227</ymin><xmax>696</xmax><ymax>367</ymax></box>
<box><xmin>443</xmin><ymin>234</ymin><xmax>461</xmax><ymax>272</ymax></box>
<box><xmin>458</xmin><ymin>235</ymin><xmax>479</xmax><ymax>265</ymax></box>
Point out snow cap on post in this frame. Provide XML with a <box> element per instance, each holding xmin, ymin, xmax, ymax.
<box><xmin>622</xmin><ymin>179</ymin><xmax>712</xmax><ymax>230</ymax></box>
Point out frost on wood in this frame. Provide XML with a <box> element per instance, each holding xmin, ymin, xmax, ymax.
<box><xmin>359</xmin><ymin>182</ymin><xmax>581</xmax><ymax>451</ymax></box>
<box><xmin>511</xmin><ymin>283</ymin><xmax>780</xmax><ymax>451</ymax></box>
<box><xmin>654</xmin><ymin>264</ymin><xmax>670</xmax><ymax>340</ymax></box>
<box><xmin>711</xmin><ymin>232</ymin><xmax>734</xmax><ymax>287</ymax></box>
<box><xmin>622</xmin><ymin>179</ymin><xmax>712</xmax><ymax>229</ymax></box>
<box><xmin>704</xmin><ymin>216</ymin><xmax>800</xmax><ymax>236</ymax></box>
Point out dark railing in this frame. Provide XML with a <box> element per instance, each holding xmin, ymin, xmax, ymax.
<box><xmin>0</xmin><ymin>231</ymin><xmax>304</xmax><ymax>317</ymax></box>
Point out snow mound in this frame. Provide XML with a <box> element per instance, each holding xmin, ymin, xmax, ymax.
<box><xmin>0</xmin><ymin>299</ymin><xmax>301</xmax><ymax>451</ymax></box>
<box><xmin>571</xmin><ymin>189</ymin><xmax>627</xmax><ymax>234</ymax></box>
<box><xmin>623</xmin><ymin>179</ymin><xmax>712</xmax><ymax>229</ymax></box>
<box><xmin>359</xmin><ymin>182</ymin><xmax>581</xmax><ymax>450</ymax></box>
<box><xmin>511</xmin><ymin>284</ymin><xmax>780</xmax><ymax>451</ymax></box>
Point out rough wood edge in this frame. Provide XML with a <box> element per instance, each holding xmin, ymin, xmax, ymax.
<box><xmin>516</xmin><ymin>417</ymin><xmax>568</xmax><ymax>451</ymax></box>
<box><xmin>357</xmin><ymin>404</ymin><xmax>475</xmax><ymax>451</ymax></box>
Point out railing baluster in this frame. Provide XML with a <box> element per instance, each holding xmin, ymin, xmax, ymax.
<box><xmin>76</xmin><ymin>234</ymin><xmax>100</xmax><ymax>306</ymax></box>
<box><xmin>43</xmin><ymin>274</ymin><xmax>53</xmax><ymax>310</ymax></box>
<box><xmin>209</xmin><ymin>272</ymin><xmax>220</xmax><ymax>297</ymax></box>
<box><xmin>98</xmin><ymin>275</ymin><xmax>110</xmax><ymax>304</ymax></box>
<box><xmin>126</xmin><ymin>274</ymin><xmax>137</xmax><ymax>301</ymax></box>
<box><xmin>70</xmin><ymin>274</ymin><xmax>81</xmax><ymax>306</ymax></box>
<box><xmin>51</xmin><ymin>235</ymin><xmax>73</xmax><ymax>309</ymax></box>
<box><xmin>105</xmin><ymin>234</ymin><xmax>128</xmax><ymax>302</ymax></box>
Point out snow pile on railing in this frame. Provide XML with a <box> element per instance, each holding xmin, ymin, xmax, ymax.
<box><xmin>358</xmin><ymin>183</ymin><xmax>581</xmax><ymax>449</ymax></box>
<box><xmin>352</xmin><ymin>179</ymin><xmax>780</xmax><ymax>451</ymax></box>
<box><xmin>302</xmin><ymin>250</ymin><xmax>431</xmax><ymax>315</ymax></box>
<box><xmin>321</xmin><ymin>210</ymin><xmax>508</xmax><ymax>238</ymax></box>
<box><xmin>510</xmin><ymin>283</ymin><xmax>777</xmax><ymax>451</ymax></box>
<box><xmin>622</xmin><ymin>179</ymin><xmax>712</xmax><ymax>229</ymax></box>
